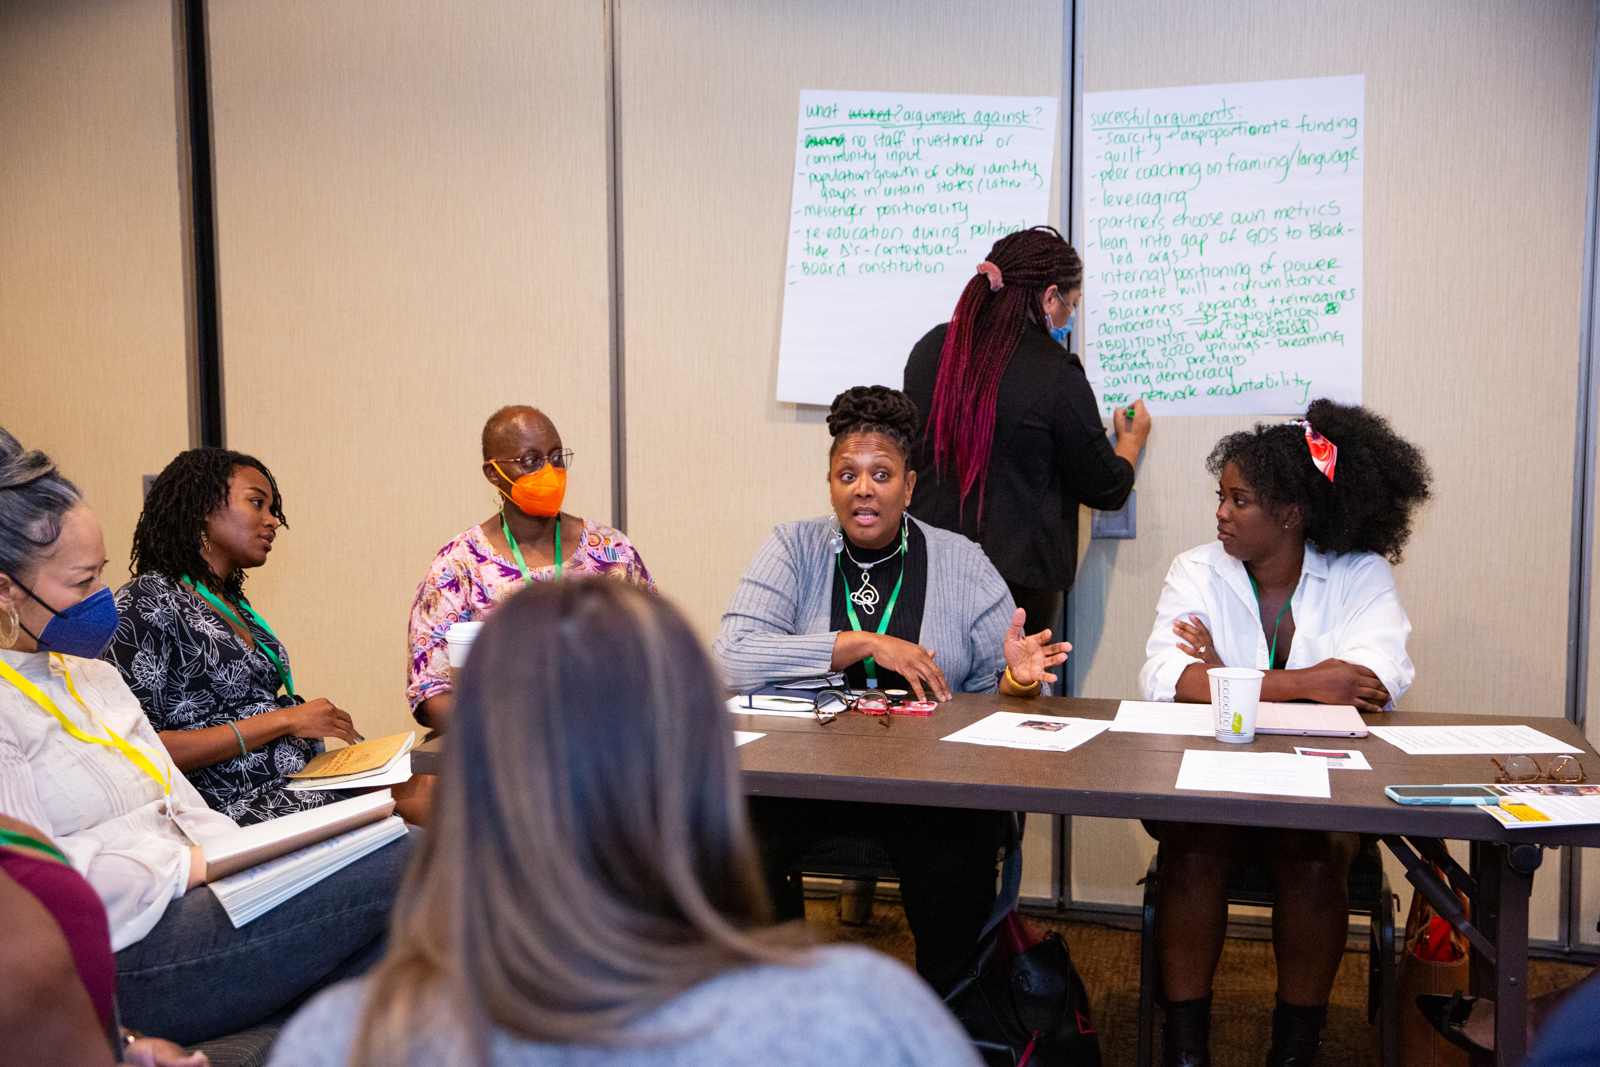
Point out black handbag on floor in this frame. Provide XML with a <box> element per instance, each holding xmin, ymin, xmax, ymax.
<box><xmin>944</xmin><ymin>819</ymin><xmax>1101</xmax><ymax>1067</ymax></box>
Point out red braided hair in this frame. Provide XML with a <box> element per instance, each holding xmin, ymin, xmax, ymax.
<box><xmin>925</xmin><ymin>226</ymin><xmax>1082</xmax><ymax>522</ymax></box>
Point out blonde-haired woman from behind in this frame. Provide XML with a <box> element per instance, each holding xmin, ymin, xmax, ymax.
<box><xmin>267</xmin><ymin>579</ymin><xmax>982</xmax><ymax>1067</ymax></box>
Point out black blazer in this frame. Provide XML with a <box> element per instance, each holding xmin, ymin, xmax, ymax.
<box><xmin>902</xmin><ymin>321</ymin><xmax>1134</xmax><ymax>592</ymax></box>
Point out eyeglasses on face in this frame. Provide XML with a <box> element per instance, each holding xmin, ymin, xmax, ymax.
<box><xmin>811</xmin><ymin>689</ymin><xmax>890</xmax><ymax>728</ymax></box>
<box><xmin>1492</xmin><ymin>754</ymin><xmax>1587</xmax><ymax>784</ymax></box>
<box><xmin>490</xmin><ymin>449</ymin><xmax>574</xmax><ymax>475</ymax></box>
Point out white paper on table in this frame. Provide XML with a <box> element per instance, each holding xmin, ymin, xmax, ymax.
<box><xmin>1081</xmin><ymin>75</ymin><xmax>1364</xmax><ymax>417</ymax></box>
<box><xmin>725</xmin><ymin>697</ymin><xmax>816</xmax><ymax>719</ymax></box>
<box><xmin>1367</xmin><ymin>725</ymin><xmax>1583</xmax><ymax>756</ymax></box>
<box><xmin>733</xmin><ymin>731</ymin><xmax>766</xmax><ymax>747</ymax></box>
<box><xmin>1294</xmin><ymin>746</ymin><xmax>1372</xmax><ymax>770</ymax></box>
<box><xmin>775</xmin><ymin>90</ymin><xmax>1058</xmax><ymax>405</ymax></box>
<box><xmin>1481</xmin><ymin>792</ymin><xmax>1600</xmax><ymax>829</ymax></box>
<box><xmin>1175</xmin><ymin>750</ymin><xmax>1330</xmax><ymax>798</ymax></box>
<box><xmin>941</xmin><ymin>712</ymin><xmax>1111</xmax><ymax>753</ymax></box>
<box><xmin>1111</xmin><ymin>700</ymin><xmax>1213</xmax><ymax>736</ymax></box>
<box><xmin>284</xmin><ymin>752</ymin><xmax>413</xmax><ymax>792</ymax></box>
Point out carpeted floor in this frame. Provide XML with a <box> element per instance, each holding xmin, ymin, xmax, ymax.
<box><xmin>804</xmin><ymin>897</ymin><xmax>1590</xmax><ymax>1066</ymax></box>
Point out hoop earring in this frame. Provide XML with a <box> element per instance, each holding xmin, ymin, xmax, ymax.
<box><xmin>0</xmin><ymin>607</ymin><xmax>18</xmax><ymax>650</ymax></box>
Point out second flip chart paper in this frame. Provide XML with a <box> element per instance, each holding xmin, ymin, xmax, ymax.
<box><xmin>1082</xmin><ymin>75</ymin><xmax>1364</xmax><ymax>416</ymax></box>
<box><xmin>777</xmin><ymin>90</ymin><xmax>1058</xmax><ymax>405</ymax></box>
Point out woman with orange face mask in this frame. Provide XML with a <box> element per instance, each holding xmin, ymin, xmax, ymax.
<box><xmin>406</xmin><ymin>406</ymin><xmax>657</xmax><ymax>734</ymax></box>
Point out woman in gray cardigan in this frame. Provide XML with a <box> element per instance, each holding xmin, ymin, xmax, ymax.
<box><xmin>713</xmin><ymin>386</ymin><xmax>1065</xmax><ymax>995</ymax></box>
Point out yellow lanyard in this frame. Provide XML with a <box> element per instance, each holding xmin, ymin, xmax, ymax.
<box><xmin>0</xmin><ymin>655</ymin><xmax>172</xmax><ymax>805</ymax></box>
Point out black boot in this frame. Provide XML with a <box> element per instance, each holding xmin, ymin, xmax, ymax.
<box><xmin>1161</xmin><ymin>995</ymin><xmax>1212</xmax><ymax>1067</ymax></box>
<box><xmin>1265</xmin><ymin>998</ymin><xmax>1327</xmax><ymax>1067</ymax></box>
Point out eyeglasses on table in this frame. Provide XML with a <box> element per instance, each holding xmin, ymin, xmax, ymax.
<box><xmin>1492</xmin><ymin>754</ymin><xmax>1587</xmax><ymax>784</ymax></box>
<box><xmin>811</xmin><ymin>689</ymin><xmax>891</xmax><ymax>728</ymax></box>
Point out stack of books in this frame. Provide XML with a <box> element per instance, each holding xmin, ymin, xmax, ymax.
<box><xmin>200</xmin><ymin>791</ymin><xmax>408</xmax><ymax>927</ymax></box>
<box><xmin>284</xmin><ymin>731</ymin><xmax>416</xmax><ymax>793</ymax></box>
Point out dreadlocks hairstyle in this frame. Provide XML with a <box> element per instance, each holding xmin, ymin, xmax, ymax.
<box><xmin>925</xmin><ymin>226</ymin><xmax>1083</xmax><ymax>521</ymax></box>
<box><xmin>1206</xmin><ymin>399</ymin><xmax>1432</xmax><ymax>564</ymax></box>
<box><xmin>827</xmin><ymin>385</ymin><xmax>919</xmax><ymax>462</ymax></box>
<box><xmin>129</xmin><ymin>448</ymin><xmax>287</xmax><ymax>601</ymax></box>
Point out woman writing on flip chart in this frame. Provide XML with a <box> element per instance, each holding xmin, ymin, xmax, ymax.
<box><xmin>713</xmin><ymin>385</ymin><xmax>1066</xmax><ymax>994</ymax></box>
<box><xmin>1138</xmin><ymin>400</ymin><xmax>1430</xmax><ymax>1067</ymax></box>
<box><xmin>903</xmin><ymin>225</ymin><xmax>1151</xmax><ymax>642</ymax></box>
<box><xmin>407</xmin><ymin>405</ymin><xmax>656</xmax><ymax>733</ymax></box>
<box><xmin>106</xmin><ymin>449</ymin><xmax>365</xmax><ymax>825</ymax></box>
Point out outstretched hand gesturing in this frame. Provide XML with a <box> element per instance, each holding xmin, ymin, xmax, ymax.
<box><xmin>1002</xmin><ymin>608</ymin><xmax>1071</xmax><ymax>688</ymax></box>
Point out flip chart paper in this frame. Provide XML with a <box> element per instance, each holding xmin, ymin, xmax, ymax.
<box><xmin>1081</xmin><ymin>75</ymin><xmax>1364</xmax><ymax>416</ymax></box>
<box><xmin>941</xmin><ymin>712</ymin><xmax>1111</xmax><ymax>753</ymax></box>
<box><xmin>1368</xmin><ymin>725</ymin><xmax>1583</xmax><ymax>756</ymax></box>
<box><xmin>777</xmin><ymin>89</ymin><xmax>1058</xmax><ymax>404</ymax></box>
<box><xmin>1175</xmin><ymin>750</ymin><xmax>1331</xmax><ymax>798</ymax></box>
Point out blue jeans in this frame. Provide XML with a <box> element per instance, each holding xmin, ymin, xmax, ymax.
<box><xmin>114</xmin><ymin>827</ymin><xmax>419</xmax><ymax>1046</ymax></box>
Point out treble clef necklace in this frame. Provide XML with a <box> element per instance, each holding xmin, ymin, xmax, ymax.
<box><xmin>843</xmin><ymin>541</ymin><xmax>901</xmax><ymax>615</ymax></box>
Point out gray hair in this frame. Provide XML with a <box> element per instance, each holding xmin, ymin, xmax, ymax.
<box><xmin>0</xmin><ymin>427</ymin><xmax>82</xmax><ymax>579</ymax></box>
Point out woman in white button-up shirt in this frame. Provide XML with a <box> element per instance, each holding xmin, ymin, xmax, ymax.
<box><xmin>1138</xmin><ymin>401</ymin><xmax>1431</xmax><ymax>1067</ymax></box>
<box><xmin>0</xmin><ymin>429</ymin><xmax>415</xmax><ymax>1048</ymax></box>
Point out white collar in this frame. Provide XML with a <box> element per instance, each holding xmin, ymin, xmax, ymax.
<box><xmin>1200</xmin><ymin>539</ymin><xmax>1331</xmax><ymax>610</ymax></box>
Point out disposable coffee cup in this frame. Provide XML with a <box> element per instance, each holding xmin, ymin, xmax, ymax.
<box><xmin>444</xmin><ymin>621</ymin><xmax>484</xmax><ymax>670</ymax></box>
<box><xmin>1207</xmin><ymin>667</ymin><xmax>1264</xmax><ymax>743</ymax></box>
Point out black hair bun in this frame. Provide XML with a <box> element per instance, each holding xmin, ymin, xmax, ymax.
<box><xmin>827</xmin><ymin>386</ymin><xmax>919</xmax><ymax>442</ymax></box>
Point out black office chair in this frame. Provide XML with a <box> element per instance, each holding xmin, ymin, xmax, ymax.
<box><xmin>784</xmin><ymin>815</ymin><xmax>1027</xmax><ymax>926</ymax></box>
<box><xmin>1136</xmin><ymin>838</ymin><xmax>1397</xmax><ymax>1067</ymax></box>
<box><xmin>784</xmin><ymin>835</ymin><xmax>900</xmax><ymax>924</ymax></box>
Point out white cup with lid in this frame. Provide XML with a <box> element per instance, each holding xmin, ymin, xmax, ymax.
<box><xmin>444</xmin><ymin>621</ymin><xmax>484</xmax><ymax>668</ymax></box>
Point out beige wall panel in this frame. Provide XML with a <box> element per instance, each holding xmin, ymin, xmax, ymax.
<box><xmin>618</xmin><ymin>0</ymin><xmax>1062</xmax><ymax>641</ymax></box>
<box><xmin>1584</xmin><ymin>849</ymin><xmax>1599</xmax><ymax>946</ymax></box>
<box><xmin>1070</xmin><ymin>0</ymin><xmax>1594</xmax><ymax>930</ymax></box>
<box><xmin>0</xmin><ymin>0</ymin><xmax>191</xmax><ymax>584</ymax></box>
<box><xmin>210</xmin><ymin>0</ymin><xmax>612</xmax><ymax>741</ymax></box>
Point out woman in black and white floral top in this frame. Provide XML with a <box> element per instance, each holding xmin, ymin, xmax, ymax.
<box><xmin>106</xmin><ymin>448</ymin><xmax>363</xmax><ymax>825</ymax></box>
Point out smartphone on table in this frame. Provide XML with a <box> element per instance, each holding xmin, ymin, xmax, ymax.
<box><xmin>1384</xmin><ymin>785</ymin><xmax>1501</xmax><ymax>806</ymax></box>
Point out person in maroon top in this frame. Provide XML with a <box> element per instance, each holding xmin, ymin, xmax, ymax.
<box><xmin>0</xmin><ymin>814</ymin><xmax>204</xmax><ymax>1065</ymax></box>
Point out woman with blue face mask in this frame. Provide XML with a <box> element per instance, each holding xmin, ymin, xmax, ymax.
<box><xmin>903</xmin><ymin>225</ymin><xmax>1153</xmax><ymax>657</ymax></box>
<box><xmin>0</xmin><ymin>427</ymin><xmax>415</xmax><ymax>1049</ymax></box>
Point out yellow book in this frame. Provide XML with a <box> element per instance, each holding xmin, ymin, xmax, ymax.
<box><xmin>287</xmin><ymin>731</ymin><xmax>414</xmax><ymax>779</ymax></box>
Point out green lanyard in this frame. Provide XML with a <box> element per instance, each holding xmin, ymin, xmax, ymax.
<box><xmin>0</xmin><ymin>827</ymin><xmax>69</xmax><ymax>865</ymax></box>
<box><xmin>182</xmin><ymin>577</ymin><xmax>295</xmax><ymax>697</ymax></box>
<box><xmin>1247</xmin><ymin>572</ymin><xmax>1295</xmax><ymax>670</ymax></box>
<box><xmin>836</xmin><ymin>525</ymin><xmax>907</xmax><ymax>688</ymax></box>
<box><xmin>501</xmin><ymin>511</ymin><xmax>561</xmax><ymax>584</ymax></box>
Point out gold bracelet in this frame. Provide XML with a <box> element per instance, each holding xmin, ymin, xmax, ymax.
<box><xmin>1003</xmin><ymin>666</ymin><xmax>1042</xmax><ymax>693</ymax></box>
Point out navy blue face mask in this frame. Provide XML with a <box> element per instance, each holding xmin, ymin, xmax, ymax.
<box><xmin>7</xmin><ymin>576</ymin><xmax>120</xmax><ymax>659</ymax></box>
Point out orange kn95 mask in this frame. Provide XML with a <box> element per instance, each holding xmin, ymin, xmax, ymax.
<box><xmin>493</xmin><ymin>462</ymin><xmax>567</xmax><ymax>517</ymax></box>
